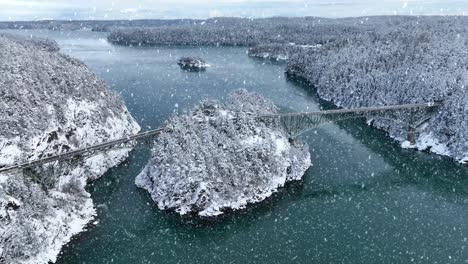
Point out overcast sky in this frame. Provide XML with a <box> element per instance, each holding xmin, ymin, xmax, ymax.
<box><xmin>0</xmin><ymin>0</ymin><xmax>467</xmax><ymax>21</ymax></box>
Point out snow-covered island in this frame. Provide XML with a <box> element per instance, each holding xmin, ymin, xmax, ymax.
<box><xmin>177</xmin><ymin>57</ymin><xmax>210</xmax><ymax>71</ymax></box>
<box><xmin>0</xmin><ymin>34</ymin><xmax>140</xmax><ymax>263</ymax></box>
<box><xmin>136</xmin><ymin>90</ymin><xmax>311</xmax><ymax>217</ymax></box>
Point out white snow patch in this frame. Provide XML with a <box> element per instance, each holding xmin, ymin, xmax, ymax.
<box><xmin>0</xmin><ymin>175</ymin><xmax>8</xmax><ymax>184</ymax></box>
<box><xmin>276</xmin><ymin>55</ymin><xmax>289</xmax><ymax>61</ymax></box>
<box><xmin>290</xmin><ymin>43</ymin><xmax>322</xmax><ymax>48</ymax></box>
<box><xmin>22</xmin><ymin>197</ymin><xmax>96</xmax><ymax>264</ymax></box>
<box><xmin>0</xmin><ymin>138</ymin><xmax>21</xmax><ymax>166</ymax></box>
<box><xmin>8</xmin><ymin>197</ymin><xmax>21</xmax><ymax>207</ymax></box>
<box><xmin>416</xmin><ymin>133</ymin><xmax>451</xmax><ymax>156</ymax></box>
<box><xmin>401</xmin><ymin>140</ymin><xmax>416</xmax><ymax>149</ymax></box>
<box><xmin>272</xmin><ymin>134</ymin><xmax>289</xmax><ymax>156</ymax></box>
<box><xmin>84</xmin><ymin>149</ymin><xmax>131</xmax><ymax>176</ymax></box>
<box><xmin>64</xmin><ymin>99</ymin><xmax>98</xmax><ymax>121</ymax></box>
<box><xmin>240</xmin><ymin>135</ymin><xmax>263</xmax><ymax>146</ymax></box>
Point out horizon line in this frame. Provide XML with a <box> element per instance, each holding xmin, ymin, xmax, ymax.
<box><xmin>1</xmin><ymin>14</ymin><xmax>467</xmax><ymax>23</ymax></box>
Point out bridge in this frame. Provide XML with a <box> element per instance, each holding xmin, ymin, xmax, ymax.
<box><xmin>0</xmin><ymin>102</ymin><xmax>442</xmax><ymax>174</ymax></box>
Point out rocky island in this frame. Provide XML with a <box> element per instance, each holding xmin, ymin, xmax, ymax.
<box><xmin>177</xmin><ymin>57</ymin><xmax>210</xmax><ymax>71</ymax></box>
<box><xmin>0</xmin><ymin>34</ymin><xmax>140</xmax><ymax>263</ymax></box>
<box><xmin>135</xmin><ymin>90</ymin><xmax>311</xmax><ymax>217</ymax></box>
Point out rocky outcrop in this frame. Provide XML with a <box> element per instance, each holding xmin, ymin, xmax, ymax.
<box><xmin>136</xmin><ymin>90</ymin><xmax>311</xmax><ymax>217</ymax></box>
<box><xmin>0</xmin><ymin>34</ymin><xmax>140</xmax><ymax>263</ymax></box>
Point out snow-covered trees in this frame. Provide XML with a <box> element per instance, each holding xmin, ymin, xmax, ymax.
<box><xmin>135</xmin><ymin>90</ymin><xmax>311</xmax><ymax>216</ymax></box>
<box><xmin>108</xmin><ymin>17</ymin><xmax>368</xmax><ymax>47</ymax></box>
<box><xmin>0</xmin><ymin>19</ymin><xmax>196</xmax><ymax>31</ymax></box>
<box><xmin>0</xmin><ymin>34</ymin><xmax>140</xmax><ymax>263</ymax></box>
<box><xmin>286</xmin><ymin>16</ymin><xmax>468</xmax><ymax>162</ymax></box>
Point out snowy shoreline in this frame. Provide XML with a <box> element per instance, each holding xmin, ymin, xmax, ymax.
<box><xmin>16</xmin><ymin>148</ymin><xmax>135</xmax><ymax>264</ymax></box>
<box><xmin>287</xmin><ymin>80</ymin><xmax>467</xmax><ymax>166</ymax></box>
<box><xmin>1</xmin><ymin>106</ymin><xmax>140</xmax><ymax>264</ymax></box>
<box><xmin>286</xmin><ymin>73</ymin><xmax>467</xmax><ymax>165</ymax></box>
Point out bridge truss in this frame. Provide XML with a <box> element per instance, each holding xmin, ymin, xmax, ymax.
<box><xmin>257</xmin><ymin>102</ymin><xmax>442</xmax><ymax>138</ymax></box>
<box><xmin>0</xmin><ymin>128</ymin><xmax>168</xmax><ymax>173</ymax></box>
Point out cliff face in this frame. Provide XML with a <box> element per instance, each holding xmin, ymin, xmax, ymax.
<box><xmin>136</xmin><ymin>90</ymin><xmax>311</xmax><ymax>217</ymax></box>
<box><xmin>0</xmin><ymin>34</ymin><xmax>141</xmax><ymax>263</ymax></box>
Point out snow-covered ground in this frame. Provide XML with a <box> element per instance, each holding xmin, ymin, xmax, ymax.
<box><xmin>401</xmin><ymin>133</ymin><xmax>451</xmax><ymax>156</ymax></box>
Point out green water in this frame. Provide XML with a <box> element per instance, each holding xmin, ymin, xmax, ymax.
<box><xmin>7</xmin><ymin>30</ymin><xmax>468</xmax><ymax>263</ymax></box>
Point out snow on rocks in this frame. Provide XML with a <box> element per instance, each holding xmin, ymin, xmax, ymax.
<box><xmin>136</xmin><ymin>89</ymin><xmax>311</xmax><ymax>217</ymax></box>
<box><xmin>0</xmin><ymin>33</ymin><xmax>140</xmax><ymax>263</ymax></box>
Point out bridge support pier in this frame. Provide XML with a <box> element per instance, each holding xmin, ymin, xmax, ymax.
<box><xmin>407</xmin><ymin>126</ymin><xmax>416</xmax><ymax>145</ymax></box>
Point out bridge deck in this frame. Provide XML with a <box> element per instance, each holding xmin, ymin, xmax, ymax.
<box><xmin>0</xmin><ymin>128</ymin><xmax>168</xmax><ymax>173</ymax></box>
<box><xmin>257</xmin><ymin>102</ymin><xmax>442</xmax><ymax>118</ymax></box>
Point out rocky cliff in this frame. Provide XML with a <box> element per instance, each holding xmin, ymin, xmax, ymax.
<box><xmin>0</xmin><ymin>34</ymin><xmax>140</xmax><ymax>263</ymax></box>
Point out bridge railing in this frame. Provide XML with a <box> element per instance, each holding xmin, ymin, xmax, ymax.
<box><xmin>256</xmin><ymin>102</ymin><xmax>442</xmax><ymax>119</ymax></box>
<box><xmin>257</xmin><ymin>102</ymin><xmax>443</xmax><ymax>138</ymax></box>
<box><xmin>0</xmin><ymin>128</ymin><xmax>169</xmax><ymax>173</ymax></box>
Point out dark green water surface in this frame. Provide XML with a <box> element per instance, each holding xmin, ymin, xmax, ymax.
<box><xmin>6</xmin><ymin>30</ymin><xmax>468</xmax><ymax>264</ymax></box>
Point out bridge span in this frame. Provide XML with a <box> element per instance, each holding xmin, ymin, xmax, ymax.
<box><xmin>0</xmin><ymin>102</ymin><xmax>442</xmax><ymax>173</ymax></box>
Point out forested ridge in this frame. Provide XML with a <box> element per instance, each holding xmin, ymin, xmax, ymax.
<box><xmin>286</xmin><ymin>16</ymin><xmax>468</xmax><ymax>161</ymax></box>
<box><xmin>108</xmin><ymin>16</ymin><xmax>373</xmax><ymax>46</ymax></box>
